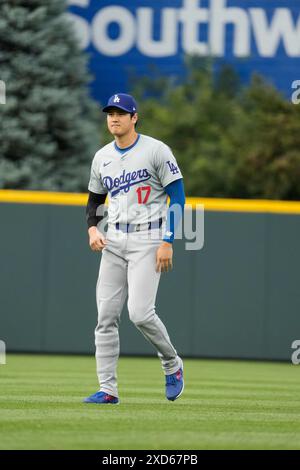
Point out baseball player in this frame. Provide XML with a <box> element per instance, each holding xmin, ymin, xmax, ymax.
<box><xmin>84</xmin><ymin>93</ymin><xmax>185</xmax><ymax>404</ymax></box>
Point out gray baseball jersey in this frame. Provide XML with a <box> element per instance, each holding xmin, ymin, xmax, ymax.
<box><xmin>88</xmin><ymin>134</ymin><xmax>183</xmax><ymax>225</ymax></box>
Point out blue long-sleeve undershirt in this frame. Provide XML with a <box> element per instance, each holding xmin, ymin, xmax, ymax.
<box><xmin>163</xmin><ymin>178</ymin><xmax>185</xmax><ymax>243</ymax></box>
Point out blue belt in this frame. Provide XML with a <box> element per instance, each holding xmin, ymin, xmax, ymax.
<box><xmin>115</xmin><ymin>218</ymin><xmax>163</xmax><ymax>233</ymax></box>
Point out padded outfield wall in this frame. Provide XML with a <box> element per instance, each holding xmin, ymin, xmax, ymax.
<box><xmin>0</xmin><ymin>190</ymin><xmax>300</xmax><ymax>361</ymax></box>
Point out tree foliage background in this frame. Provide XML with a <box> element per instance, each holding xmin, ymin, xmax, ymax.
<box><xmin>0</xmin><ymin>0</ymin><xmax>100</xmax><ymax>191</ymax></box>
<box><xmin>1</xmin><ymin>0</ymin><xmax>300</xmax><ymax>200</ymax></box>
<box><xmin>105</xmin><ymin>58</ymin><xmax>300</xmax><ymax>200</ymax></box>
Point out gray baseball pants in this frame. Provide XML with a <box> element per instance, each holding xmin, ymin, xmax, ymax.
<box><xmin>94</xmin><ymin>225</ymin><xmax>182</xmax><ymax>398</ymax></box>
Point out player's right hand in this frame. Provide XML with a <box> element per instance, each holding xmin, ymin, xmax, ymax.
<box><xmin>88</xmin><ymin>227</ymin><xmax>107</xmax><ymax>252</ymax></box>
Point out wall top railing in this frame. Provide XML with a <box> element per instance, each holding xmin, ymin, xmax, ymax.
<box><xmin>1</xmin><ymin>189</ymin><xmax>300</xmax><ymax>214</ymax></box>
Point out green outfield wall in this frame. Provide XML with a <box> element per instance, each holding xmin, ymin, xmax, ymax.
<box><xmin>0</xmin><ymin>192</ymin><xmax>299</xmax><ymax>361</ymax></box>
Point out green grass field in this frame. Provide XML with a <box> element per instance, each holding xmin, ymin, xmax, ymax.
<box><xmin>0</xmin><ymin>354</ymin><xmax>300</xmax><ymax>450</ymax></box>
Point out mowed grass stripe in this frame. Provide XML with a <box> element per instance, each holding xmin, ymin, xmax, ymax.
<box><xmin>0</xmin><ymin>355</ymin><xmax>300</xmax><ymax>449</ymax></box>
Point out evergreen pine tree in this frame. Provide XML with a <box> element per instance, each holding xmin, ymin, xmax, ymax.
<box><xmin>0</xmin><ymin>0</ymin><xmax>101</xmax><ymax>191</ymax></box>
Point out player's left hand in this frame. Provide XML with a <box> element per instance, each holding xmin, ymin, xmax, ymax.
<box><xmin>156</xmin><ymin>242</ymin><xmax>173</xmax><ymax>273</ymax></box>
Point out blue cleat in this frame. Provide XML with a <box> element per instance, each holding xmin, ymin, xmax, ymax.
<box><xmin>83</xmin><ymin>391</ymin><xmax>119</xmax><ymax>404</ymax></box>
<box><xmin>165</xmin><ymin>368</ymin><xmax>184</xmax><ymax>401</ymax></box>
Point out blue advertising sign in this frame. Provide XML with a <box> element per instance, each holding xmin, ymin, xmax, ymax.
<box><xmin>67</xmin><ymin>0</ymin><xmax>300</xmax><ymax>104</ymax></box>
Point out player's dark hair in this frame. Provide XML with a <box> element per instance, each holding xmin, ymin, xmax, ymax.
<box><xmin>131</xmin><ymin>112</ymin><xmax>138</xmax><ymax>128</ymax></box>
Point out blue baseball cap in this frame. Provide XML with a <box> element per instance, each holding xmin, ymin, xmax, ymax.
<box><xmin>102</xmin><ymin>93</ymin><xmax>138</xmax><ymax>114</ymax></box>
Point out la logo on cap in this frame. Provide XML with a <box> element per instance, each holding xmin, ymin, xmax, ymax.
<box><xmin>113</xmin><ymin>95</ymin><xmax>120</xmax><ymax>103</ymax></box>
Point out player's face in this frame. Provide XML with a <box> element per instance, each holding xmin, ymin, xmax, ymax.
<box><xmin>107</xmin><ymin>109</ymin><xmax>137</xmax><ymax>137</ymax></box>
